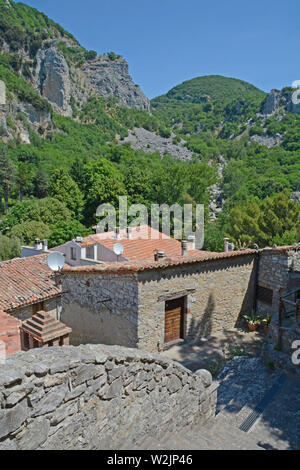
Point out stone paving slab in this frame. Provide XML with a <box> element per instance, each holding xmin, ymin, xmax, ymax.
<box><xmin>161</xmin><ymin>328</ymin><xmax>265</xmax><ymax>373</ymax></box>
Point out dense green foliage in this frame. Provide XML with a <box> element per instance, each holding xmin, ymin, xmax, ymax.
<box><xmin>152</xmin><ymin>75</ymin><xmax>266</xmax><ymax>137</ymax></box>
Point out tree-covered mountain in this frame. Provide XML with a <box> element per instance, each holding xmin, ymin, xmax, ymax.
<box><xmin>0</xmin><ymin>0</ymin><xmax>299</xmax><ymax>260</ymax></box>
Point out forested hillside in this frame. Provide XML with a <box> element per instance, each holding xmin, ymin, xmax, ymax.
<box><xmin>0</xmin><ymin>0</ymin><xmax>299</xmax><ymax>261</ymax></box>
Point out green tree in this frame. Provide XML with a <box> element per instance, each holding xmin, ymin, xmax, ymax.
<box><xmin>49</xmin><ymin>168</ymin><xmax>84</xmax><ymax>218</ymax></box>
<box><xmin>227</xmin><ymin>191</ymin><xmax>300</xmax><ymax>248</ymax></box>
<box><xmin>24</xmin><ymin>197</ymin><xmax>72</xmax><ymax>226</ymax></box>
<box><xmin>0</xmin><ymin>235</ymin><xmax>21</xmax><ymax>261</ymax></box>
<box><xmin>10</xmin><ymin>220</ymin><xmax>50</xmax><ymax>246</ymax></box>
<box><xmin>0</xmin><ymin>147</ymin><xmax>15</xmax><ymax>213</ymax></box>
<box><xmin>82</xmin><ymin>159</ymin><xmax>126</xmax><ymax>223</ymax></box>
<box><xmin>48</xmin><ymin>220</ymin><xmax>91</xmax><ymax>248</ymax></box>
<box><xmin>16</xmin><ymin>162</ymin><xmax>33</xmax><ymax>201</ymax></box>
<box><xmin>34</xmin><ymin>166</ymin><xmax>49</xmax><ymax>198</ymax></box>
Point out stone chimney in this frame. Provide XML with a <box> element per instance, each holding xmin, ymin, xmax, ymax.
<box><xmin>181</xmin><ymin>240</ymin><xmax>188</xmax><ymax>257</ymax></box>
<box><xmin>224</xmin><ymin>238</ymin><xmax>229</xmax><ymax>253</ymax></box>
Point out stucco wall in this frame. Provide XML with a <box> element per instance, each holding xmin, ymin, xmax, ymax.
<box><xmin>137</xmin><ymin>255</ymin><xmax>257</xmax><ymax>351</ymax></box>
<box><xmin>61</xmin><ymin>273</ymin><xmax>139</xmax><ymax>347</ymax></box>
<box><xmin>0</xmin><ymin>344</ymin><xmax>216</xmax><ymax>450</ymax></box>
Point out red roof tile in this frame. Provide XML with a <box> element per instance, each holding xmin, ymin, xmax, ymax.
<box><xmin>75</xmin><ymin>225</ymin><xmax>203</xmax><ymax>262</ymax></box>
<box><xmin>62</xmin><ymin>249</ymin><xmax>258</xmax><ymax>275</ymax></box>
<box><xmin>0</xmin><ymin>311</ymin><xmax>21</xmax><ymax>357</ymax></box>
<box><xmin>0</xmin><ymin>254</ymin><xmax>61</xmax><ymax>312</ymax></box>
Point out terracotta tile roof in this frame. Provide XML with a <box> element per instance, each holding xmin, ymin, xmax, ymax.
<box><xmin>0</xmin><ymin>311</ymin><xmax>21</xmax><ymax>357</ymax></box>
<box><xmin>21</xmin><ymin>310</ymin><xmax>71</xmax><ymax>343</ymax></box>
<box><xmin>74</xmin><ymin>225</ymin><xmax>201</xmax><ymax>262</ymax></box>
<box><xmin>0</xmin><ymin>254</ymin><xmax>61</xmax><ymax>312</ymax></box>
<box><xmin>62</xmin><ymin>248</ymin><xmax>258</xmax><ymax>275</ymax></box>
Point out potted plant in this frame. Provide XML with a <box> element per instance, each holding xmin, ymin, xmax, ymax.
<box><xmin>263</xmin><ymin>315</ymin><xmax>271</xmax><ymax>335</ymax></box>
<box><xmin>243</xmin><ymin>311</ymin><xmax>261</xmax><ymax>331</ymax></box>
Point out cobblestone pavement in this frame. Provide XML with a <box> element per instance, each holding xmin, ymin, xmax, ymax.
<box><xmin>161</xmin><ymin>328</ymin><xmax>265</xmax><ymax>373</ymax></box>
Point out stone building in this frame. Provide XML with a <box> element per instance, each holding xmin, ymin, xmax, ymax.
<box><xmin>61</xmin><ymin>249</ymin><xmax>257</xmax><ymax>352</ymax></box>
<box><xmin>256</xmin><ymin>246</ymin><xmax>300</xmax><ymax>361</ymax></box>
<box><xmin>0</xmin><ymin>254</ymin><xmax>61</xmax><ymax>322</ymax></box>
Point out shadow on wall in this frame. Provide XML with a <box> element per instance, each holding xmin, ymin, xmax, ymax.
<box><xmin>188</xmin><ymin>293</ymin><xmax>215</xmax><ymax>339</ymax></box>
<box><xmin>235</xmin><ymin>262</ymin><xmax>257</xmax><ymax>329</ymax></box>
<box><xmin>187</xmin><ymin>259</ymin><xmax>257</xmax><ymax>339</ymax></box>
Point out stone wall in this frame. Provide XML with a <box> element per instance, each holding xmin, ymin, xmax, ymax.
<box><xmin>9</xmin><ymin>297</ymin><xmax>60</xmax><ymax>322</ymax></box>
<box><xmin>61</xmin><ymin>273</ymin><xmax>139</xmax><ymax>347</ymax></box>
<box><xmin>257</xmin><ymin>249</ymin><xmax>300</xmax><ymax>316</ymax></box>
<box><xmin>137</xmin><ymin>255</ymin><xmax>257</xmax><ymax>352</ymax></box>
<box><xmin>0</xmin><ymin>344</ymin><xmax>216</xmax><ymax>450</ymax></box>
<box><xmin>61</xmin><ymin>255</ymin><xmax>257</xmax><ymax>352</ymax></box>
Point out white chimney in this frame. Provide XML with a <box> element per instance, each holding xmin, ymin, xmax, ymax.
<box><xmin>187</xmin><ymin>235</ymin><xmax>196</xmax><ymax>251</ymax></box>
<box><xmin>181</xmin><ymin>240</ymin><xmax>188</xmax><ymax>257</ymax></box>
<box><xmin>127</xmin><ymin>227</ymin><xmax>133</xmax><ymax>240</ymax></box>
<box><xmin>114</xmin><ymin>227</ymin><xmax>121</xmax><ymax>240</ymax></box>
<box><xmin>42</xmin><ymin>240</ymin><xmax>48</xmax><ymax>252</ymax></box>
<box><xmin>224</xmin><ymin>238</ymin><xmax>229</xmax><ymax>253</ymax></box>
<box><xmin>34</xmin><ymin>238</ymin><xmax>42</xmax><ymax>250</ymax></box>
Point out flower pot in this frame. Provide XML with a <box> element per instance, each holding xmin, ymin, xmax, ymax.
<box><xmin>248</xmin><ymin>322</ymin><xmax>259</xmax><ymax>331</ymax></box>
<box><xmin>264</xmin><ymin>326</ymin><xmax>269</xmax><ymax>336</ymax></box>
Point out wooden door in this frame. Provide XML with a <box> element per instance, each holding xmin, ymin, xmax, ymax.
<box><xmin>164</xmin><ymin>297</ymin><xmax>185</xmax><ymax>344</ymax></box>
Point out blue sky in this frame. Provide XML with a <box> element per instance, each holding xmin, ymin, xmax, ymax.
<box><xmin>21</xmin><ymin>0</ymin><xmax>299</xmax><ymax>99</ymax></box>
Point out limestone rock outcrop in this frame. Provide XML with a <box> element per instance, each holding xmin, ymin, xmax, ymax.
<box><xmin>81</xmin><ymin>54</ymin><xmax>150</xmax><ymax>111</ymax></box>
<box><xmin>262</xmin><ymin>88</ymin><xmax>300</xmax><ymax>116</ymax></box>
<box><xmin>35</xmin><ymin>47</ymin><xmax>72</xmax><ymax>117</ymax></box>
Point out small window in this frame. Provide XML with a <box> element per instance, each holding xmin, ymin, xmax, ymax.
<box><xmin>257</xmin><ymin>286</ymin><xmax>273</xmax><ymax>305</ymax></box>
<box><xmin>70</xmin><ymin>247</ymin><xmax>77</xmax><ymax>260</ymax></box>
<box><xmin>86</xmin><ymin>246</ymin><xmax>95</xmax><ymax>260</ymax></box>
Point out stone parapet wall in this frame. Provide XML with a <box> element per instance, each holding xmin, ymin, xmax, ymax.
<box><xmin>0</xmin><ymin>344</ymin><xmax>215</xmax><ymax>450</ymax></box>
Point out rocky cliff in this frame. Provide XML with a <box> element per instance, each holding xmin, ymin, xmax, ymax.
<box><xmin>262</xmin><ymin>88</ymin><xmax>300</xmax><ymax>115</ymax></box>
<box><xmin>82</xmin><ymin>55</ymin><xmax>150</xmax><ymax>111</ymax></box>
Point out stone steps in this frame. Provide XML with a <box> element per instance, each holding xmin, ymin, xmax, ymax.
<box><xmin>121</xmin><ymin>418</ymin><xmax>263</xmax><ymax>450</ymax></box>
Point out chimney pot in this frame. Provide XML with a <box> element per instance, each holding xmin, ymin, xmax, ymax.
<box><xmin>42</xmin><ymin>240</ymin><xmax>48</xmax><ymax>252</ymax></box>
<box><xmin>154</xmin><ymin>250</ymin><xmax>166</xmax><ymax>261</ymax></box>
